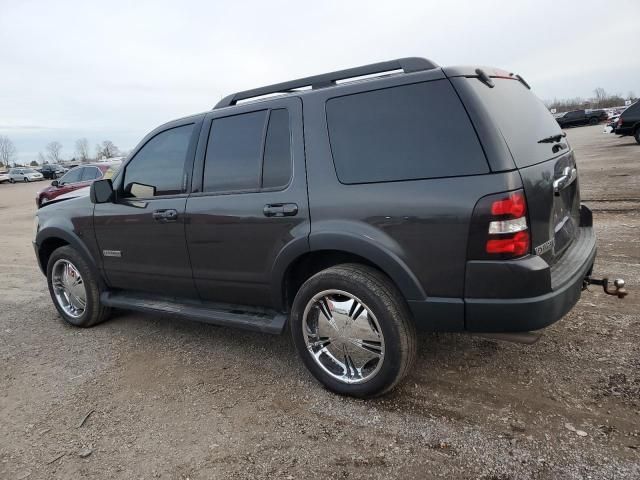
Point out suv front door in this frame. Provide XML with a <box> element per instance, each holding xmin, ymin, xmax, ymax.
<box><xmin>186</xmin><ymin>97</ymin><xmax>308</xmax><ymax>308</ymax></box>
<box><xmin>94</xmin><ymin>117</ymin><xmax>203</xmax><ymax>297</ymax></box>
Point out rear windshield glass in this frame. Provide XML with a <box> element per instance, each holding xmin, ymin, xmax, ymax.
<box><xmin>623</xmin><ymin>101</ymin><xmax>639</xmax><ymax>116</ymax></box>
<box><xmin>466</xmin><ymin>78</ymin><xmax>563</xmax><ymax>168</ymax></box>
<box><xmin>326</xmin><ymin>80</ymin><xmax>488</xmax><ymax>184</ymax></box>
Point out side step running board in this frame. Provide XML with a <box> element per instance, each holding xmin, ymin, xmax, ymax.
<box><xmin>100</xmin><ymin>291</ymin><xmax>287</xmax><ymax>334</ymax></box>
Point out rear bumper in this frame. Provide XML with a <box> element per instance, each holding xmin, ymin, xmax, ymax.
<box><xmin>464</xmin><ymin>211</ymin><xmax>596</xmax><ymax>332</ymax></box>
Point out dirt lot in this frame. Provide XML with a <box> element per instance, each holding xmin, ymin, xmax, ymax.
<box><xmin>1</xmin><ymin>126</ymin><xmax>639</xmax><ymax>479</ymax></box>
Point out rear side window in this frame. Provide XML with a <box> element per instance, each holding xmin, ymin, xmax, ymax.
<box><xmin>204</xmin><ymin>111</ymin><xmax>267</xmax><ymax>192</ymax></box>
<box><xmin>81</xmin><ymin>167</ymin><xmax>101</xmax><ymax>181</ymax></box>
<box><xmin>203</xmin><ymin>109</ymin><xmax>292</xmax><ymax>193</ymax></box>
<box><xmin>326</xmin><ymin>80</ymin><xmax>488</xmax><ymax>184</ymax></box>
<box><xmin>262</xmin><ymin>109</ymin><xmax>292</xmax><ymax>189</ymax></box>
<box><xmin>466</xmin><ymin>78</ymin><xmax>563</xmax><ymax>168</ymax></box>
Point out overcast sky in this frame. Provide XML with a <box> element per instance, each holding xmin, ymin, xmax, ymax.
<box><xmin>1</xmin><ymin>0</ymin><xmax>639</xmax><ymax>163</ymax></box>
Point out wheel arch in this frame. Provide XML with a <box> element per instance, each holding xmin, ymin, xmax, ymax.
<box><xmin>35</xmin><ymin>227</ymin><xmax>103</xmax><ymax>287</ymax></box>
<box><xmin>272</xmin><ymin>232</ymin><xmax>426</xmax><ymax>311</ymax></box>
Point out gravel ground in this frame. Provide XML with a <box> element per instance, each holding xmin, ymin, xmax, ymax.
<box><xmin>1</xmin><ymin>125</ymin><xmax>639</xmax><ymax>479</ymax></box>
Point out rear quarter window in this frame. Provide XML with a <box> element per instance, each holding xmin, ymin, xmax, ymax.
<box><xmin>325</xmin><ymin>80</ymin><xmax>488</xmax><ymax>184</ymax></box>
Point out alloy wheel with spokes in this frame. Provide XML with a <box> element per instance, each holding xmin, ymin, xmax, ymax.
<box><xmin>291</xmin><ymin>264</ymin><xmax>417</xmax><ymax>397</ymax></box>
<box><xmin>303</xmin><ymin>289</ymin><xmax>385</xmax><ymax>384</ymax></box>
<box><xmin>51</xmin><ymin>259</ymin><xmax>87</xmax><ymax>318</ymax></box>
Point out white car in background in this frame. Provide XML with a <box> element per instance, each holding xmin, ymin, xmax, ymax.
<box><xmin>8</xmin><ymin>168</ymin><xmax>44</xmax><ymax>183</ymax></box>
<box><xmin>0</xmin><ymin>172</ymin><xmax>10</xmax><ymax>184</ymax></box>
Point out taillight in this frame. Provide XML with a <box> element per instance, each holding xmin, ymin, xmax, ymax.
<box><xmin>486</xmin><ymin>231</ymin><xmax>530</xmax><ymax>256</ymax></box>
<box><xmin>490</xmin><ymin>191</ymin><xmax>527</xmax><ymax>217</ymax></box>
<box><xmin>468</xmin><ymin>189</ymin><xmax>531</xmax><ymax>260</ymax></box>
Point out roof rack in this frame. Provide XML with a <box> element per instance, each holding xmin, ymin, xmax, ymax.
<box><xmin>213</xmin><ymin>57</ymin><xmax>439</xmax><ymax>109</ymax></box>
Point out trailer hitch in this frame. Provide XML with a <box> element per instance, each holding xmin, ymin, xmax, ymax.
<box><xmin>583</xmin><ymin>276</ymin><xmax>628</xmax><ymax>299</ymax></box>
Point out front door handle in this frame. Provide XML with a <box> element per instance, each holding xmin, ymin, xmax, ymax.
<box><xmin>263</xmin><ymin>203</ymin><xmax>298</xmax><ymax>217</ymax></box>
<box><xmin>152</xmin><ymin>209</ymin><xmax>178</xmax><ymax>222</ymax></box>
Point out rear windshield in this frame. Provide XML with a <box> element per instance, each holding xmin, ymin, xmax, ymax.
<box><xmin>623</xmin><ymin>101</ymin><xmax>639</xmax><ymax>116</ymax></box>
<box><xmin>326</xmin><ymin>80</ymin><xmax>488</xmax><ymax>184</ymax></box>
<box><xmin>466</xmin><ymin>78</ymin><xmax>563</xmax><ymax>168</ymax></box>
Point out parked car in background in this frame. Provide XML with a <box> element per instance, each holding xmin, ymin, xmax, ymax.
<box><xmin>556</xmin><ymin>109</ymin><xmax>607</xmax><ymax>128</ymax></box>
<box><xmin>9</xmin><ymin>168</ymin><xmax>44</xmax><ymax>183</ymax></box>
<box><xmin>40</xmin><ymin>164</ymin><xmax>66</xmax><ymax>179</ymax></box>
<box><xmin>36</xmin><ymin>162</ymin><xmax>121</xmax><ymax>207</ymax></box>
<box><xmin>0</xmin><ymin>171</ymin><xmax>10</xmax><ymax>183</ymax></box>
<box><xmin>613</xmin><ymin>101</ymin><xmax>640</xmax><ymax>143</ymax></box>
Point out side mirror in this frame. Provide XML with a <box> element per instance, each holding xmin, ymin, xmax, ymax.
<box><xmin>51</xmin><ymin>180</ymin><xmax>59</xmax><ymax>187</ymax></box>
<box><xmin>90</xmin><ymin>179</ymin><xmax>114</xmax><ymax>204</ymax></box>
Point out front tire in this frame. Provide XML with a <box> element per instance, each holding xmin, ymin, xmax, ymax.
<box><xmin>290</xmin><ymin>264</ymin><xmax>417</xmax><ymax>398</ymax></box>
<box><xmin>9</xmin><ymin>178</ymin><xmax>15</xmax><ymax>183</ymax></box>
<box><xmin>46</xmin><ymin>246</ymin><xmax>111</xmax><ymax>327</ymax></box>
<box><xmin>23</xmin><ymin>177</ymin><xmax>29</xmax><ymax>182</ymax></box>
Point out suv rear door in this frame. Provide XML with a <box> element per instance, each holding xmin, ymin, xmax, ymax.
<box><xmin>450</xmin><ymin>73</ymin><xmax>581</xmax><ymax>266</ymax></box>
<box><xmin>185</xmin><ymin>97</ymin><xmax>308</xmax><ymax>309</ymax></box>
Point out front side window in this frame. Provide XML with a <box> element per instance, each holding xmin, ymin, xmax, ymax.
<box><xmin>123</xmin><ymin>124</ymin><xmax>194</xmax><ymax>197</ymax></box>
<box><xmin>60</xmin><ymin>167</ymin><xmax>83</xmax><ymax>184</ymax></box>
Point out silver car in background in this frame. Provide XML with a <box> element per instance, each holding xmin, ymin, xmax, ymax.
<box><xmin>8</xmin><ymin>168</ymin><xmax>44</xmax><ymax>183</ymax></box>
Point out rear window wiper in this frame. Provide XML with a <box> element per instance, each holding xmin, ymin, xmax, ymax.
<box><xmin>537</xmin><ymin>132</ymin><xmax>567</xmax><ymax>144</ymax></box>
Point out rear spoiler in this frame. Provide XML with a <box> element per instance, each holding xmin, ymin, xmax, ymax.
<box><xmin>443</xmin><ymin>66</ymin><xmax>531</xmax><ymax>89</ymax></box>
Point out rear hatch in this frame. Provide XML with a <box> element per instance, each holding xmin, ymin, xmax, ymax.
<box><xmin>453</xmin><ymin>72</ymin><xmax>581</xmax><ymax>267</ymax></box>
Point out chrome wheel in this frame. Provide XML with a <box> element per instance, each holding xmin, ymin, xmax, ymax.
<box><xmin>302</xmin><ymin>289</ymin><xmax>385</xmax><ymax>384</ymax></box>
<box><xmin>51</xmin><ymin>259</ymin><xmax>87</xmax><ymax>318</ymax></box>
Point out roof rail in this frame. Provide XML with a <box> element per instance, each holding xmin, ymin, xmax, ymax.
<box><xmin>213</xmin><ymin>57</ymin><xmax>439</xmax><ymax>109</ymax></box>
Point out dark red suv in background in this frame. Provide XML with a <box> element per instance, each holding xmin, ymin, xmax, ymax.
<box><xmin>36</xmin><ymin>162</ymin><xmax>121</xmax><ymax>207</ymax></box>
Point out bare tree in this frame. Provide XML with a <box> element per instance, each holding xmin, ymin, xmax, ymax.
<box><xmin>96</xmin><ymin>140</ymin><xmax>119</xmax><ymax>159</ymax></box>
<box><xmin>628</xmin><ymin>91</ymin><xmax>636</xmax><ymax>101</ymax></box>
<box><xmin>38</xmin><ymin>152</ymin><xmax>47</xmax><ymax>164</ymax></box>
<box><xmin>46</xmin><ymin>141</ymin><xmax>63</xmax><ymax>163</ymax></box>
<box><xmin>593</xmin><ymin>87</ymin><xmax>607</xmax><ymax>102</ymax></box>
<box><xmin>75</xmin><ymin>138</ymin><xmax>90</xmax><ymax>163</ymax></box>
<box><xmin>0</xmin><ymin>135</ymin><xmax>17</xmax><ymax>168</ymax></box>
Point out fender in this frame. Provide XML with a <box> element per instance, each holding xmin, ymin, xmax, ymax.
<box><xmin>35</xmin><ymin>226</ymin><xmax>104</xmax><ymax>287</ymax></box>
<box><xmin>270</xmin><ymin>227</ymin><xmax>427</xmax><ymax>309</ymax></box>
<box><xmin>309</xmin><ymin>230</ymin><xmax>427</xmax><ymax>300</ymax></box>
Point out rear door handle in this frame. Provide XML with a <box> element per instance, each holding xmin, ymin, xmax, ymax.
<box><xmin>263</xmin><ymin>203</ymin><xmax>298</xmax><ymax>217</ymax></box>
<box><xmin>553</xmin><ymin>167</ymin><xmax>577</xmax><ymax>195</ymax></box>
<box><xmin>152</xmin><ymin>209</ymin><xmax>178</xmax><ymax>222</ymax></box>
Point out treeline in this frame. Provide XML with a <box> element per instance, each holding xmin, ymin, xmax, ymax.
<box><xmin>546</xmin><ymin>88</ymin><xmax>636</xmax><ymax>113</ymax></box>
<box><xmin>0</xmin><ymin>136</ymin><xmax>124</xmax><ymax>169</ymax></box>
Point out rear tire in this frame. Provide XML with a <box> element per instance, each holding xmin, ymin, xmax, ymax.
<box><xmin>589</xmin><ymin>117</ymin><xmax>598</xmax><ymax>125</ymax></box>
<box><xmin>23</xmin><ymin>177</ymin><xmax>29</xmax><ymax>183</ymax></box>
<box><xmin>635</xmin><ymin>128</ymin><xmax>640</xmax><ymax>144</ymax></box>
<box><xmin>290</xmin><ymin>263</ymin><xmax>417</xmax><ymax>398</ymax></box>
<box><xmin>9</xmin><ymin>178</ymin><xmax>15</xmax><ymax>183</ymax></box>
<box><xmin>46</xmin><ymin>246</ymin><xmax>111</xmax><ymax>328</ymax></box>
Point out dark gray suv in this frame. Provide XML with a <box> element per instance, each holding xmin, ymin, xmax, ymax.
<box><xmin>33</xmin><ymin>58</ymin><xmax>624</xmax><ymax>397</ymax></box>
